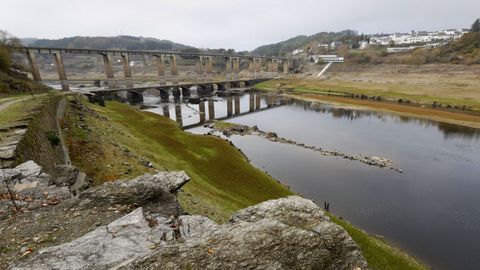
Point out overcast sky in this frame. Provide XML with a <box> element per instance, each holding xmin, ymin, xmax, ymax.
<box><xmin>2</xmin><ymin>0</ymin><xmax>479</xmax><ymax>51</ymax></box>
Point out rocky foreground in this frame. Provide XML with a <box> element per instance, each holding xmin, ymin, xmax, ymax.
<box><xmin>2</xmin><ymin>161</ymin><xmax>367</xmax><ymax>270</ymax></box>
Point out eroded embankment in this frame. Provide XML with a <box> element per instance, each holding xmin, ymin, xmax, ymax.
<box><xmin>14</xmin><ymin>95</ymin><xmax>70</xmax><ymax>173</ymax></box>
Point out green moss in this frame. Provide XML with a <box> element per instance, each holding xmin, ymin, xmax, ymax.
<box><xmin>329</xmin><ymin>214</ymin><xmax>427</xmax><ymax>270</ymax></box>
<box><xmin>81</xmin><ymin>100</ymin><xmax>293</xmax><ymax>221</ymax></box>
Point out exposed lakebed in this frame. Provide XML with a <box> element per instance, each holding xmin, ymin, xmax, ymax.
<box><xmin>141</xmin><ymin>90</ymin><xmax>480</xmax><ymax>270</ymax></box>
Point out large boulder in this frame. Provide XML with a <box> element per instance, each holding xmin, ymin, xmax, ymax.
<box><xmin>11</xmin><ymin>196</ymin><xmax>368</xmax><ymax>270</ymax></box>
<box><xmin>78</xmin><ymin>171</ymin><xmax>189</xmax><ymax>213</ymax></box>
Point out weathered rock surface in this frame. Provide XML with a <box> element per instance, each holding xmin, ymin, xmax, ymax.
<box><xmin>11</xmin><ymin>196</ymin><xmax>368</xmax><ymax>270</ymax></box>
<box><xmin>0</xmin><ymin>161</ymin><xmax>71</xmax><ymax>219</ymax></box>
<box><xmin>78</xmin><ymin>171</ymin><xmax>189</xmax><ymax>213</ymax></box>
<box><xmin>51</xmin><ymin>165</ymin><xmax>91</xmax><ymax>196</ymax></box>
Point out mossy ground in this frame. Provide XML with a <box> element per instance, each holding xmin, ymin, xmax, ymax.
<box><xmin>329</xmin><ymin>215</ymin><xmax>427</xmax><ymax>270</ymax></box>
<box><xmin>66</xmin><ymin>98</ymin><xmax>293</xmax><ymax>221</ymax></box>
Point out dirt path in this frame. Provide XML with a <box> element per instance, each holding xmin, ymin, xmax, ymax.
<box><xmin>0</xmin><ymin>97</ymin><xmax>31</xmax><ymax>112</ymax></box>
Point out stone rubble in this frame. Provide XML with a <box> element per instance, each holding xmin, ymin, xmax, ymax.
<box><xmin>208</xmin><ymin>123</ymin><xmax>403</xmax><ymax>173</ymax></box>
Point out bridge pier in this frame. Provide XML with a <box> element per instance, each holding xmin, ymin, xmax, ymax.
<box><xmin>248</xmin><ymin>58</ymin><xmax>255</xmax><ymax>79</ymax></box>
<box><xmin>227</xmin><ymin>95</ymin><xmax>233</xmax><ymax>117</ymax></box>
<box><xmin>208</xmin><ymin>99</ymin><xmax>215</xmax><ymax>120</ymax></box>
<box><xmin>249</xmin><ymin>92</ymin><xmax>254</xmax><ymax>112</ymax></box>
<box><xmin>102</xmin><ymin>53</ymin><xmax>116</xmax><ymax>88</ymax></box>
<box><xmin>156</xmin><ymin>55</ymin><xmax>166</xmax><ymax>85</ymax></box>
<box><xmin>159</xmin><ymin>88</ymin><xmax>169</xmax><ymax>102</ymax></box>
<box><xmin>52</xmin><ymin>51</ymin><xmax>69</xmax><ymax>91</ymax></box>
<box><xmin>162</xmin><ymin>105</ymin><xmax>170</xmax><ymax>118</ymax></box>
<box><xmin>272</xmin><ymin>59</ymin><xmax>279</xmax><ymax>76</ymax></box>
<box><xmin>254</xmin><ymin>58</ymin><xmax>261</xmax><ymax>78</ymax></box>
<box><xmin>205</xmin><ymin>56</ymin><xmax>213</xmax><ymax>80</ymax></box>
<box><xmin>172</xmin><ymin>87</ymin><xmax>181</xmax><ymax>102</ymax></box>
<box><xmin>180</xmin><ymin>86</ymin><xmax>190</xmax><ymax>97</ymax></box>
<box><xmin>26</xmin><ymin>49</ymin><xmax>42</xmax><ymax>82</ymax></box>
<box><xmin>255</xmin><ymin>92</ymin><xmax>261</xmax><ymax>109</ymax></box>
<box><xmin>199</xmin><ymin>100</ymin><xmax>206</xmax><ymax>123</ymax></box>
<box><xmin>225</xmin><ymin>57</ymin><xmax>232</xmax><ymax>80</ymax></box>
<box><xmin>121</xmin><ymin>54</ymin><xmax>133</xmax><ymax>88</ymax></box>
<box><xmin>170</xmin><ymin>55</ymin><xmax>178</xmax><ymax>84</ymax></box>
<box><xmin>234</xmin><ymin>95</ymin><xmax>240</xmax><ymax>115</ymax></box>
<box><xmin>283</xmin><ymin>60</ymin><xmax>289</xmax><ymax>74</ymax></box>
<box><xmin>195</xmin><ymin>56</ymin><xmax>204</xmax><ymax>81</ymax></box>
<box><xmin>175</xmin><ymin>103</ymin><xmax>183</xmax><ymax>126</ymax></box>
<box><xmin>233</xmin><ymin>57</ymin><xmax>240</xmax><ymax>80</ymax></box>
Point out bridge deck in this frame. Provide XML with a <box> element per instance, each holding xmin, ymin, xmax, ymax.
<box><xmin>89</xmin><ymin>78</ymin><xmax>272</xmax><ymax>94</ymax></box>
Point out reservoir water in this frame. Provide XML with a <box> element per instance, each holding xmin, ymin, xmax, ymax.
<box><xmin>141</xmin><ymin>90</ymin><xmax>480</xmax><ymax>270</ymax></box>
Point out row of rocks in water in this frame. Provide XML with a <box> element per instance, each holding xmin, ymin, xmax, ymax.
<box><xmin>208</xmin><ymin>123</ymin><xmax>403</xmax><ymax>173</ymax></box>
<box><xmin>3</xmin><ymin>161</ymin><xmax>368</xmax><ymax>269</ymax></box>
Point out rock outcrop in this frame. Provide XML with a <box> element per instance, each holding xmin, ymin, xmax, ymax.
<box><xmin>0</xmin><ymin>161</ymin><xmax>71</xmax><ymax>219</ymax></box>
<box><xmin>11</xmin><ymin>196</ymin><xmax>368</xmax><ymax>270</ymax></box>
<box><xmin>77</xmin><ymin>171</ymin><xmax>189</xmax><ymax>215</ymax></box>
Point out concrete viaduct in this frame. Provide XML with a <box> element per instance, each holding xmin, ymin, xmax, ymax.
<box><xmin>13</xmin><ymin>46</ymin><xmax>291</xmax><ymax>94</ymax></box>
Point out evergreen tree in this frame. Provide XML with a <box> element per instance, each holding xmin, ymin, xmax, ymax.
<box><xmin>471</xmin><ymin>18</ymin><xmax>480</xmax><ymax>33</ymax></box>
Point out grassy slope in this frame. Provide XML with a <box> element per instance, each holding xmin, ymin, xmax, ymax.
<box><xmin>329</xmin><ymin>215</ymin><xmax>427</xmax><ymax>270</ymax></box>
<box><xmin>77</xmin><ymin>99</ymin><xmax>293</xmax><ymax>221</ymax></box>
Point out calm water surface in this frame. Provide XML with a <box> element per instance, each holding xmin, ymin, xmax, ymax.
<box><xmin>142</xmin><ymin>90</ymin><xmax>480</xmax><ymax>270</ymax></box>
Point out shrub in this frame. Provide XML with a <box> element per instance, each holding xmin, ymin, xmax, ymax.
<box><xmin>45</xmin><ymin>131</ymin><xmax>60</xmax><ymax>146</ymax></box>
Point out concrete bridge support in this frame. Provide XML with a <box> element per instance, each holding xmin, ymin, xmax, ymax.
<box><xmin>102</xmin><ymin>53</ymin><xmax>116</xmax><ymax>89</ymax></box>
<box><xmin>159</xmin><ymin>88</ymin><xmax>169</xmax><ymax>102</ymax></box>
<box><xmin>175</xmin><ymin>103</ymin><xmax>183</xmax><ymax>126</ymax></box>
<box><xmin>255</xmin><ymin>58</ymin><xmax>261</xmax><ymax>74</ymax></box>
<box><xmin>234</xmin><ymin>95</ymin><xmax>240</xmax><ymax>115</ymax></box>
<box><xmin>52</xmin><ymin>51</ymin><xmax>69</xmax><ymax>91</ymax></box>
<box><xmin>170</xmin><ymin>55</ymin><xmax>178</xmax><ymax>84</ymax></box>
<box><xmin>162</xmin><ymin>105</ymin><xmax>170</xmax><ymax>118</ymax></box>
<box><xmin>121</xmin><ymin>54</ymin><xmax>133</xmax><ymax>88</ymax></box>
<box><xmin>26</xmin><ymin>49</ymin><xmax>42</xmax><ymax>82</ymax></box>
<box><xmin>227</xmin><ymin>95</ymin><xmax>233</xmax><ymax>117</ymax></box>
<box><xmin>255</xmin><ymin>92</ymin><xmax>261</xmax><ymax>109</ymax></box>
<box><xmin>195</xmin><ymin>56</ymin><xmax>204</xmax><ymax>81</ymax></box>
<box><xmin>208</xmin><ymin>99</ymin><xmax>215</xmax><ymax>120</ymax></box>
<box><xmin>249</xmin><ymin>92</ymin><xmax>254</xmax><ymax>112</ymax></box>
<box><xmin>283</xmin><ymin>60</ymin><xmax>289</xmax><ymax>74</ymax></box>
<box><xmin>225</xmin><ymin>57</ymin><xmax>232</xmax><ymax>80</ymax></box>
<box><xmin>199</xmin><ymin>100</ymin><xmax>206</xmax><ymax>123</ymax></box>
<box><xmin>156</xmin><ymin>55</ymin><xmax>166</xmax><ymax>85</ymax></box>
<box><xmin>180</xmin><ymin>86</ymin><xmax>190</xmax><ymax>97</ymax></box>
<box><xmin>233</xmin><ymin>57</ymin><xmax>240</xmax><ymax>80</ymax></box>
<box><xmin>205</xmin><ymin>56</ymin><xmax>213</xmax><ymax>80</ymax></box>
<box><xmin>248</xmin><ymin>59</ymin><xmax>255</xmax><ymax>79</ymax></box>
<box><xmin>272</xmin><ymin>59</ymin><xmax>279</xmax><ymax>76</ymax></box>
<box><xmin>172</xmin><ymin>87</ymin><xmax>181</xmax><ymax>102</ymax></box>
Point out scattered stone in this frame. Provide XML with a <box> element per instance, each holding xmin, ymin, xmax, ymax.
<box><xmin>212</xmin><ymin>123</ymin><xmax>403</xmax><ymax>172</ymax></box>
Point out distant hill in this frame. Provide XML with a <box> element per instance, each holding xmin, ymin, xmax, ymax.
<box><xmin>253</xmin><ymin>30</ymin><xmax>361</xmax><ymax>56</ymax></box>
<box><xmin>22</xmin><ymin>36</ymin><xmax>194</xmax><ymax>51</ymax></box>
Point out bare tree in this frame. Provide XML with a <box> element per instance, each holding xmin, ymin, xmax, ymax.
<box><xmin>0</xmin><ymin>30</ymin><xmax>22</xmax><ymax>48</ymax></box>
